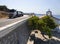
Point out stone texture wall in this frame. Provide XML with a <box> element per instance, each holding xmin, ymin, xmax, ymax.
<box><xmin>0</xmin><ymin>21</ymin><xmax>30</xmax><ymax>44</ymax></box>
<box><xmin>0</xmin><ymin>29</ymin><xmax>18</xmax><ymax>44</ymax></box>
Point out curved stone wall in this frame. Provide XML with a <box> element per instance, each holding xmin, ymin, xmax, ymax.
<box><xmin>0</xmin><ymin>20</ymin><xmax>30</xmax><ymax>44</ymax></box>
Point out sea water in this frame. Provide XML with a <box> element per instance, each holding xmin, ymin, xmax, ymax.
<box><xmin>35</xmin><ymin>14</ymin><xmax>60</xmax><ymax>19</ymax></box>
<box><xmin>53</xmin><ymin>15</ymin><xmax>60</xmax><ymax>19</ymax></box>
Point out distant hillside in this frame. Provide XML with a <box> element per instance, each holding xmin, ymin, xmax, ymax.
<box><xmin>0</xmin><ymin>11</ymin><xmax>9</xmax><ymax>18</ymax></box>
<box><xmin>0</xmin><ymin>5</ymin><xmax>9</xmax><ymax>18</ymax></box>
<box><xmin>0</xmin><ymin>5</ymin><xmax>24</xmax><ymax>18</ymax></box>
<box><xmin>0</xmin><ymin>5</ymin><xmax>9</xmax><ymax>12</ymax></box>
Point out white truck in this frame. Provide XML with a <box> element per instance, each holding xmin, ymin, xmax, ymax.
<box><xmin>9</xmin><ymin>9</ymin><xmax>23</xmax><ymax>18</ymax></box>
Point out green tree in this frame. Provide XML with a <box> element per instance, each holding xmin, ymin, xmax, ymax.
<box><xmin>43</xmin><ymin>26</ymin><xmax>52</xmax><ymax>38</ymax></box>
<box><xmin>28</xmin><ymin>15</ymin><xmax>57</xmax><ymax>40</ymax></box>
<box><xmin>42</xmin><ymin>16</ymin><xmax>57</xmax><ymax>29</ymax></box>
<box><xmin>43</xmin><ymin>26</ymin><xmax>52</xmax><ymax>44</ymax></box>
<box><xmin>38</xmin><ymin>19</ymin><xmax>46</xmax><ymax>32</ymax></box>
<box><xmin>28</xmin><ymin>16</ymin><xmax>39</xmax><ymax>30</ymax></box>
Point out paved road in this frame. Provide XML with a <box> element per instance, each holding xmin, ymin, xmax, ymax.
<box><xmin>0</xmin><ymin>15</ymin><xmax>29</xmax><ymax>27</ymax></box>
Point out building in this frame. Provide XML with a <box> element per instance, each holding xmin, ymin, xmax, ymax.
<box><xmin>46</xmin><ymin>9</ymin><xmax>52</xmax><ymax>16</ymax></box>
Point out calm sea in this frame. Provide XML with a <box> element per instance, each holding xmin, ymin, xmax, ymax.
<box><xmin>53</xmin><ymin>15</ymin><xmax>60</xmax><ymax>19</ymax></box>
<box><xmin>35</xmin><ymin>14</ymin><xmax>60</xmax><ymax>19</ymax></box>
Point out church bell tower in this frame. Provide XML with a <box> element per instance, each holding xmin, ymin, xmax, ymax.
<box><xmin>46</xmin><ymin>9</ymin><xmax>52</xmax><ymax>17</ymax></box>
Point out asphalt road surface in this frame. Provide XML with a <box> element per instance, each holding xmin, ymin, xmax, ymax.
<box><xmin>0</xmin><ymin>15</ymin><xmax>29</xmax><ymax>27</ymax></box>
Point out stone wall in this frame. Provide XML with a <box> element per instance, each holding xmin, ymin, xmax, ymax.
<box><xmin>0</xmin><ymin>21</ymin><xmax>30</xmax><ymax>44</ymax></box>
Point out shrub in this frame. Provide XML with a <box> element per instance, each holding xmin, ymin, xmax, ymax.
<box><xmin>43</xmin><ymin>26</ymin><xmax>52</xmax><ymax>38</ymax></box>
<box><xmin>28</xmin><ymin>16</ymin><xmax>39</xmax><ymax>30</ymax></box>
<box><xmin>42</xmin><ymin>16</ymin><xmax>57</xmax><ymax>29</ymax></box>
<box><xmin>28</xmin><ymin>15</ymin><xmax>57</xmax><ymax>38</ymax></box>
<box><xmin>38</xmin><ymin>19</ymin><xmax>46</xmax><ymax>32</ymax></box>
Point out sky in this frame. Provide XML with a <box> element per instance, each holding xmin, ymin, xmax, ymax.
<box><xmin>0</xmin><ymin>0</ymin><xmax>60</xmax><ymax>15</ymax></box>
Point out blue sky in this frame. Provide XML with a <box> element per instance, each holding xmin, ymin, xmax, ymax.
<box><xmin>0</xmin><ymin>0</ymin><xmax>60</xmax><ymax>15</ymax></box>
